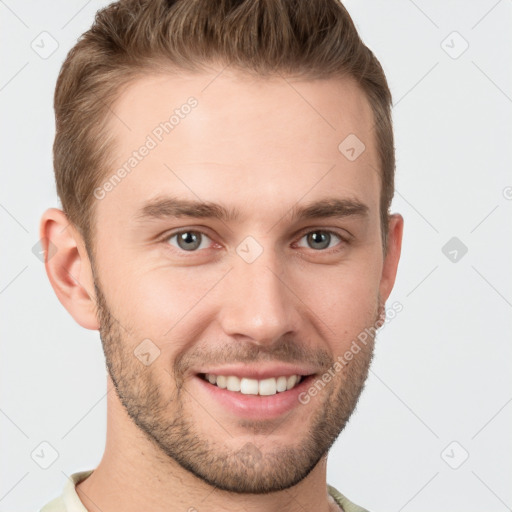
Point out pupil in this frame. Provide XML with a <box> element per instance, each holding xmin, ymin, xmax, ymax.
<box><xmin>179</xmin><ymin>232</ymin><xmax>200</xmax><ymax>250</ymax></box>
<box><xmin>309</xmin><ymin>231</ymin><xmax>329</xmax><ymax>250</ymax></box>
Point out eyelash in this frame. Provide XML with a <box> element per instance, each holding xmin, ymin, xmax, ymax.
<box><xmin>158</xmin><ymin>228</ymin><xmax>350</xmax><ymax>256</ymax></box>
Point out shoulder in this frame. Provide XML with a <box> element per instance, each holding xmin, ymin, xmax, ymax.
<box><xmin>39</xmin><ymin>470</ymin><xmax>94</xmax><ymax>512</ymax></box>
<box><xmin>327</xmin><ymin>483</ymin><xmax>371</xmax><ymax>512</ymax></box>
<box><xmin>40</xmin><ymin>496</ymin><xmax>66</xmax><ymax>512</ymax></box>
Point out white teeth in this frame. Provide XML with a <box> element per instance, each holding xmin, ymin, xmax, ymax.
<box><xmin>240</xmin><ymin>378</ymin><xmax>259</xmax><ymax>395</ymax></box>
<box><xmin>202</xmin><ymin>373</ymin><xmax>304</xmax><ymax>395</ymax></box>
<box><xmin>216</xmin><ymin>375</ymin><xmax>227</xmax><ymax>389</ymax></box>
<box><xmin>259</xmin><ymin>377</ymin><xmax>277</xmax><ymax>395</ymax></box>
<box><xmin>226</xmin><ymin>375</ymin><xmax>241</xmax><ymax>392</ymax></box>
<box><xmin>276</xmin><ymin>376</ymin><xmax>287</xmax><ymax>392</ymax></box>
<box><xmin>286</xmin><ymin>375</ymin><xmax>297</xmax><ymax>390</ymax></box>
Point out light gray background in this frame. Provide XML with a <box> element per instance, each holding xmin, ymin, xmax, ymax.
<box><xmin>1</xmin><ymin>1</ymin><xmax>511</xmax><ymax>511</ymax></box>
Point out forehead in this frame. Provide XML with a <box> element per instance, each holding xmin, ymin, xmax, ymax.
<box><xmin>97</xmin><ymin>69</ymin><xmax>380</xmax><ymax>224</ymax></box>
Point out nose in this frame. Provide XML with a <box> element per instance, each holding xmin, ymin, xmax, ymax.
<box><xmin>217</xmin><ymin>247</ymin><xmax>302</xmax><ymax>347</ymax></box>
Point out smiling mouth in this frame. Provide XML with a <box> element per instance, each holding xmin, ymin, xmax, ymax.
<box><xmin>198</xmin><ymin>372</ymin><xmax>313</xmax><ymax>396</ymax></box>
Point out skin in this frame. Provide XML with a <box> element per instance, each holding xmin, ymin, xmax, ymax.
<box><xmin>41</xmin><ymin>67</ymin><xmax>403</xmax><ymax>512</ymax></box>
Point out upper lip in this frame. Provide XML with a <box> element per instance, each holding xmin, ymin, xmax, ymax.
<box><xmin>195</xmin><ymin>364</ymin><xmax>318</xmax><ymax>380</ymax></box>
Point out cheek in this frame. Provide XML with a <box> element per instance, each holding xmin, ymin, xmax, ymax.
<box><xmin>110</xmin><ymin>265</ymin><xmax>220</xmax><ymax>339</ymax></box>
<box><xmin>296</xmin><ymin>262</ymin><xmax>380</xmax><ymax>344</ymax></box>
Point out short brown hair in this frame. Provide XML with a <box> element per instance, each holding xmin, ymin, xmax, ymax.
<box><xmin>53</xmin><ymin>0</ymin><xmax>394</xmax><ymax>258</ymax></box>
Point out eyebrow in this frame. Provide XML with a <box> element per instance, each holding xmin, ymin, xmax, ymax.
<box><xmin>134</xmin><ymin>195</ymin><xmax>369</xmax><ymax>224</ymax></box>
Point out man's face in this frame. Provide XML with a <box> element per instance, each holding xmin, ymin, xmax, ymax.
<box><xmin>89</xmin><ymin>69</ymin><xmax>397</xmax><ymax>493</ymax></box>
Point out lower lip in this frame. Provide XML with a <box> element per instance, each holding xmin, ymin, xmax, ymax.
<box><xmin>193</xmin><ymin>375</ymin><xmax>315</xmax><ymax>420</ymax></box>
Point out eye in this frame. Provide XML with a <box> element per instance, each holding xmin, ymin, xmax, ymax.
<box><xmin>165</xmin><ymin>230</ymin><xmax>213</xmax><ymax>252</ymax></box>
<box><xmin>296</xmin><ymin>230</ymin><xmax>345</xmax><ymax>251</ymax></box>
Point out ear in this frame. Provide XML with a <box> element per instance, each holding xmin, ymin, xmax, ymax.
<box><xmin>39</xmin><ymin>208</ymin><xmax>100</xmax><ymax>330</ymax></box>
<box><xmin>379</xmin><ymin>213</ymin><xmax>404</xmax><ymax>302</ymax></box>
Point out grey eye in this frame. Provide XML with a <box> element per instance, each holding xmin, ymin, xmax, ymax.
<box><xmin>168</xmin><ymin>231</ymin><xmax>211</xmax><ymax>251</ymax></box>
<box><xmin>298</xmin><ymin>231</ymin><xmax>342</xmax><ymax>250</ymax></box>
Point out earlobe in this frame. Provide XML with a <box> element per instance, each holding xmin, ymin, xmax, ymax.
<box><xmin>379</xmin><ymin>213</ymin><xmax>404</xmax><ymax>303</ymax></box>
<box><xmin>39</xmin><ymin>208</ymin><xmax>100</xmax><ymax>330</ymax></box>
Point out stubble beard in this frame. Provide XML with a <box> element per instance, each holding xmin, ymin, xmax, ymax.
<box><xmin>93</xmin><ymin>277</ymin><xmax>380</xmax><ymax>494</ymax></box>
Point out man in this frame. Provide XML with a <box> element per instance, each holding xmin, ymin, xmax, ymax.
<box><xmin>39</xmin><ymin>0</ymin><xmax>403</xmax><ymax>510</ymax></box>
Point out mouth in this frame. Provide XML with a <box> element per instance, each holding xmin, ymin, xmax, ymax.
<box><xmin>192</xmin><ymin>365</ymin><xmax>320</xmax><ymax>419</ymax></box>
<box><xmin>197</xmin><ymin>372</ymin><xmax>309</xmax><ymax>396</ymax></box>
<box><xmin>194</xmin><ymin>371</ymin><xmax>317</xmax><ymax>419</ymax></box>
